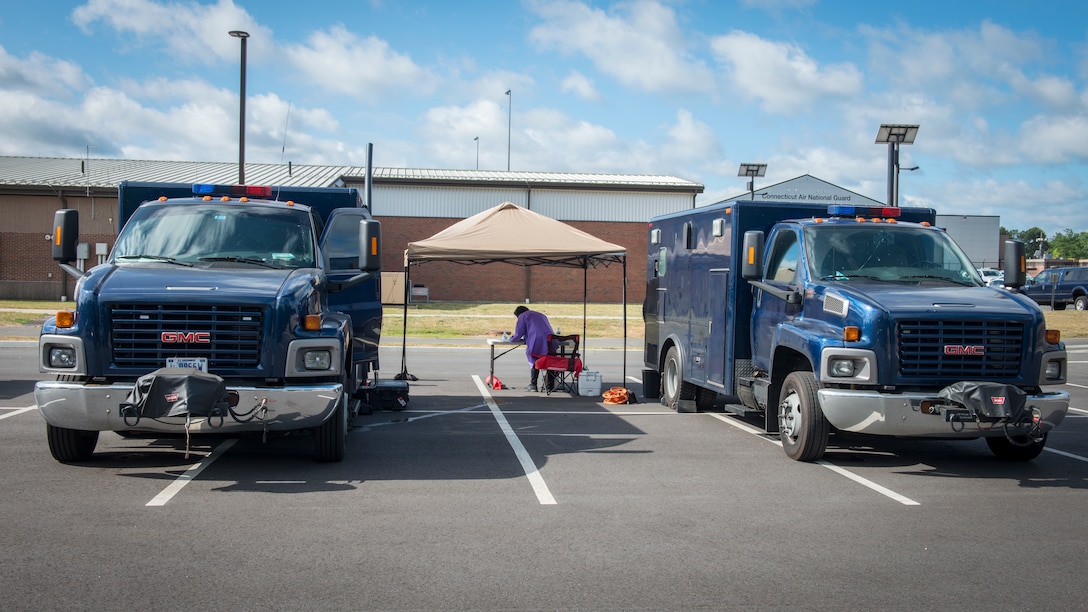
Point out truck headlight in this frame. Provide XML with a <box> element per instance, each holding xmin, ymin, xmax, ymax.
<box><xmin>303</xmin><ymin>349</ymin><xmax>332</xmax><ymax>370</ymax></box>
<box><xmin>1045</xmin><ymin>360</ymin><xmax>1062</xmax><ymax>380</ymax></box>
<box><xmin>49</xmin><ymin>346</ymin><xmax>77</xmax><ymax>368</ymax></box>
<box><xmin>829</xmin><ymin>358</ymin><xmax>856</xmax><ymax>377</ymax></box>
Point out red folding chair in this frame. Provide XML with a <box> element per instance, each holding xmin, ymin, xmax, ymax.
<box><xmin>533</xmin><ymin>334</ymin><xmax>582</xmax><ymax>395</ymax></box>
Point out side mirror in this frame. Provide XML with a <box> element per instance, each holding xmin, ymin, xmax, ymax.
<box><xmin>52</xmin><ymin>209</ymin><xmax>79</xmax><ymax>263</ymax></box>
<box><xmin>740</xmin><ymin>231</ymin><xmax>764</xmax><ymax>279</ymax></box>
<box><xmin>1003</xmin><ymin>240</ymin><xmax>1026</xmax><ymax>290</ymax></box>
<box><xmin>359</xmin><ymin>219</ymin><xmax>381</xmax><ymax>272</ymax></box>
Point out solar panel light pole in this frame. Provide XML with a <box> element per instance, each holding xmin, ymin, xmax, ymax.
<box><xmin>229</xmin><ymin>30</ymin><xmax>250</xmax><ymax>185</ymax></box>
<box><xmin>738</xmin><ymin>163</ymin><xmax>767</xmax><ymax>200</ymax></box>
<box><xmin>875</xmin><ymin>123</ymin><xmax>919</xmax><ymax>207</ymax></box>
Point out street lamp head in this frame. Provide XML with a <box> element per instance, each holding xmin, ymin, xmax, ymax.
<box><xmin>229</xmin><ymin>30</ymin><xmax>250</xmax><ymax>38</ymax></box>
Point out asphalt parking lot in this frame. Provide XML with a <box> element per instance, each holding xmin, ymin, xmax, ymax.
<box><xmin>2</xmin><ymin>337</ymin><xmax>1088</xmax><ymax>610</ymax></box>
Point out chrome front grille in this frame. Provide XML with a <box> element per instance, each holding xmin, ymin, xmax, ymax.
<box><xmin>897</xmin><ymin>319</ymin><xmax>1025</xmax><ymax>378</ymax></box>
<box><xmin>110</xmin><ymin>304</ymin><xmax>264</xmax><ymax>370</ymax></box>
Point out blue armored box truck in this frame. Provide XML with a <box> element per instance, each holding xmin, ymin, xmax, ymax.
<box><xmin>36</xmin><ymin>181</ymin><xmax>383</xmax><ymax>463</ymax></box>
<box><xmin>643</xmin><ymin>200</ymin><xmax>1068</xmax><ymax>461</ymax></box>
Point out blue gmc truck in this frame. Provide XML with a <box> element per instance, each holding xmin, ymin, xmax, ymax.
<box><xmin>36</xmin><ymin>181</ymin><xmax>382</xmax><ymax>463</ymax></box>
<box><xmin>643</xmin><ymin>200</ymin><xmax>1068</xmax><ymax>461</ymax></box>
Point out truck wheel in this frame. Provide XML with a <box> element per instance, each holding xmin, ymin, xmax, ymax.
<box><xmin>314</xmin><ymin>384</ymin><xmax>347</xmax><ymax>462</ymax></box>
<box><xmin>47</xmin><ymin>424</ymin><xmax>98</xmax><ymax>462</ymax></box>
<box><xmin>662</xmin><ymin>346</ymin><xmax>697</xmax><ymax>412</ymax></box>
<box><xmin>777</xmin><ymin>371</ymin><xmax>829</xmax><ymax>462</ymax></box>
<box><xmin>1053</xmin><ymin>302</ymin><xmax>1067</xmax><ymax>310</ymax></box>
<box><xmin>986</xmin><ymin>432</ymin><xmax>1047</xmax><ymax>461</ymax></box>
<box><xmin>1075</xmin><ymin>296</ymin><xmax>1088</xmax><ymax>311</ymax></box>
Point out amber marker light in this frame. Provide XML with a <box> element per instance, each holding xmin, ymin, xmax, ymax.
<box><xmin>1046</xmin><ymin>329</ymin><xmax>1061</xmax><ymax>344</ymax></box>
<box><xmin>303</xmin><ymin>314</ymin><xmax>322</xmax><ymax>331</ymax></box>
<box><xmin>55</xmin><ymin>311</ymin><xmax>75</xmax><ymax>328</ymax></box>
<box><xmin>843</xmin><ymin>326</ymin><xmax>860</xmax><ymax>341</ymax></box>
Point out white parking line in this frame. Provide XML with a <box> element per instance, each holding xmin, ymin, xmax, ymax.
<box><xmin>146</xmin><ymin>438</ymin><xmax>236</xmax><ymax>507</ymax></box>
<box><xmin>0</xmin><ymin>406</ymin><xmax>36</xmax><ymax>421</ymax></box>
<box><xmin>1044</xmin><ymin>447</ymin><xmax>1088</xmax><ymax>463</ymax></box>
<box><xmin>472</xmin><ymin>375</ymin><xmax>557</xmax><ymax>505</ymax></box>
<box><xmin>706</xmin><ymin>412</ymin><xmax>920</xmax><ymax>506</ymax></box>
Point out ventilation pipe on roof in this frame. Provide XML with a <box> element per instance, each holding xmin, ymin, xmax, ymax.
<box><xmin>365</xmin><ymin>143</ymin><xmax>373</xmax><ymax>213</ymax></box>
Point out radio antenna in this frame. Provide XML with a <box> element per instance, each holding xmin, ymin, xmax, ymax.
<box><xmin>280</xmin><ymin>101</ymin><xmax>291</xmax><ymax>164</ymax></box>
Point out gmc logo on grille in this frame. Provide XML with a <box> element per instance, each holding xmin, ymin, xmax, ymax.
<box><xmin>944</xmin><ymin>345</ymin><xmax>985</xmax><ymax>355</ymax></box>
<box><xmin>161</xmin><ymin>331</ymin><xmax>211</xmax><ymax>344</ymax></box>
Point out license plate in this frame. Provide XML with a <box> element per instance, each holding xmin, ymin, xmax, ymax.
<box><xmin>166</xmin><ymin>357</ymin><xmax>208</xmax><ymax>372</ymax></box>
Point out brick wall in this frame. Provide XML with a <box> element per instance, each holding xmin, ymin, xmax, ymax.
<box><xmin>380</xmin><ymin>216</ymin><xmax>647</xmax><ymax>304</ymax></box>
<box><xmin>1</xmin><ymin>203</ymin><xmax>649</xmax><ymax>304</ymax></box>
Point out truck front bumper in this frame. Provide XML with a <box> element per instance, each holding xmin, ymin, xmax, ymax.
<box><xmin>817</xmin><ymin>388</ymin><xmax>1068</xmax><ymax>437</ymax></box>
<box><xmin>35</xmin><ymin>381</ymin><xmax>343</xmax><ymax>433</ymax></box>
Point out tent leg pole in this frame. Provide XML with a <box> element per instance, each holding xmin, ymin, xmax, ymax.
<box><xmin>395</xmin><ymin>265</ymin><xmax>418</xmax><ymax>381</ymax></box>
<box><xmin>622</xmin><ymin>257</ymin><xmax>627</xmax><ymax>393</ymax></box>
<box><xmin>583</xmin><ymin>263</ymin><xmax>588</xmax><ymax>348</ymax></box>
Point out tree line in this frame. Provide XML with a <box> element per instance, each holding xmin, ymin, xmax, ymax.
<box><xmin>1001</xmin><ymin>227</ymin><xmax>1088</xmax><ymax>260</ymax></box>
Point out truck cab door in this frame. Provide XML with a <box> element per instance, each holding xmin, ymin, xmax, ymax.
<box><xmin>750</xmin><ymin>228</ymin><xmax>802</xmax><ymax>369</ymax></box>
<box><xmin>321</xmin><ymin>208</ymin><xmax>382</xmax><ymax>371</ymax></box>
<box><xmin>1025</xmin><ymin>269</ymin><xmax>1054</xmax><ymax>306</ymax></box>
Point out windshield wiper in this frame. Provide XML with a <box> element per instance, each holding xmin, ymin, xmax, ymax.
<box><xmin>116</xmin><ymin>254</ymin><xmax>192</xmax><ymax>267</ymax></box>
<box><xmin>899</xmin><ymin>274</ymin><xmax>974</xmax><ymax>285</ymax></box>
<box><xmin>199</xmin><ymin>256</ymin><xmax>277</xmax><ymax>268</ymax></box>
<box><xmin>820</xmin><ymin>273</ymin><xmax>889</xmax><ymax>282</ymax></box>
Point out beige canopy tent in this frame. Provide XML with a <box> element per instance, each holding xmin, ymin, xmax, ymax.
<box><xmin>395</xmin><ymin>201</ymin><xmax>629</xmax><ymax>385</ymax></box>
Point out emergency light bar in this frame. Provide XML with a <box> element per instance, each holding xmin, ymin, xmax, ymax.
<box><xmin>192</xmin><ymin>184</ymin><xmax>274</xmax><ymax>198</ymax></box>
<box><xmin>827</xmin><ymin>205</ymin><xmax>901</xmax><ymax>218</ymax></box>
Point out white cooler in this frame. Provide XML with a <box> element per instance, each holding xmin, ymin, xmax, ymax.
<box><xmin>578</xmin><ymin>371</ymin><xmax>602</xmax><ymax>396</ymax></box>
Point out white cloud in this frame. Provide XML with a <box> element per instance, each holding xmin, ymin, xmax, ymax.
<box><xmin>561</xmin><ymin>71</ymin><xmax>601</xmax><ymax>101</ymax></box>
<box><xmin>1019</xmin><ymin>114</ymin><xmax>1088</xmax><ymax>163</ymax></box>
<box><xmin>710</xmin><ymin>31</ymin><xmax>863</xmax><ymax>114</ymax></box>
<box><xmin>71</xmin><ymin>0</ymin><xmax>267</xmax><ymax>65</ymax></box>
<box><xmin>527</xmin><ymin>0</ymin><xmax>715</xmax><ymax>93</ymax></box>
<box><xmin>284</xmin><ymin>25</ymin><xmax>438</xmax><ymax>104</ymax></box>
<box><xmin>0</xmin><ymin>45</ymin><xmax>89</xmax><ymax>96</ymax></box>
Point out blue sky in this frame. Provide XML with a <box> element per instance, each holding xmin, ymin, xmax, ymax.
<box><xmin>1</xmin><ymin>0</ymin><xmax>1086</xmax><ymax>236</ymax></box>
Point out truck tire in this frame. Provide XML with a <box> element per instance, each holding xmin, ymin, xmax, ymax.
<box><xmin>986</xmin><ymin>432</ymin><xmax>1047</xmax><ymax>461</ymax></box>
<box><xmin>662</xmin><ymin>346</ymin><xmax>697</xmax><ymax>412</ymax></box>
<box><xmin>1053</xmin><ymin>302</ymin><xmax>1067</xmax><ymax>310</ymax></box>
<box><xmin>777</xmin><ymin>371</ymin><xmax>829</xmax><ymax>462</ymax></box>
<box><xmin>47</xmin><ymin>424</ymin><xmax>98</xmax><ymax>462</ymax></box>
<box><xmin>1075</xmin><ymin>296</ymin><xmax>1088</xmax><ymax>311</ymax></box>
<box><xmin>314</xmin><ymin>383</ymin><xmax>347</xmax><ymax>462</ymax></box>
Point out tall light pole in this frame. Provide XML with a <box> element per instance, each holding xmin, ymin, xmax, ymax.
<box><xmin>229</xmin><ymin>30</ymin><xmax>250</xmax><ymax>185</ymax></box>
<box><xmin>474</xmin><ymin>136</ymin><xmax>479</xmax><ymax>170</ymax></box>
<box><xmin>505</xmin><ymin>89</ymin><xmax>511</xmax><ymax>171</ymax></box>
<box><xmin>738</xmin><ymin>163</ymin><xmax>767</xmax><ymax>200</ymax></box>
<box><xmin>875</xmin><ymin>123</ymin><xmax>918</xmax><ymax>207</ymax></box>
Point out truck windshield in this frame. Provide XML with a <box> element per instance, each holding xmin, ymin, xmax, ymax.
<box><xmin>112</xmin><ymin>203</ymin><xmax>315</xmax><ymax>268</ymax></box>
<box><xmin>804</xmin><ymin>224</ymin><xmax>982</xmax><ymax>286</ymax></box>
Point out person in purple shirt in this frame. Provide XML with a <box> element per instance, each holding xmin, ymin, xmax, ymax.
<box><xmin>509</xmin><ymin>305</ymin><xmax>555</xmax><ymax>391</ymax></box>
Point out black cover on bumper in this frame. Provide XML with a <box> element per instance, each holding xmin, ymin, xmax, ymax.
<box><xmin>937</xmin><ymin>381</ymin><xmax>1029</xmax><ymax>422</ymax></box>
<box><xmin>121</xmin><ymin>367</ymin><xmax>229</xmax><ymax>419</ymax></box>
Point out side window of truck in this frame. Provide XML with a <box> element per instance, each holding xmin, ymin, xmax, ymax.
<box><xmin>323</xmin><ymin>215</ymin><xmax>360</xmax><ymax>271</ymax></box>
<box><xmin>766</xmin><ymin>231</ymin><xmax>800</xmax><ymax>282</ymax></box>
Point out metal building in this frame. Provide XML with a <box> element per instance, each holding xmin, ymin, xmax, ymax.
<box><xmin>0</xmin><ymin>156</ymin><xmax>702</xmax><ymax>303</ymax></box>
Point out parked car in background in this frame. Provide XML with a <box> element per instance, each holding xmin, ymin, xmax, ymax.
<box><xmin>1021</xmin><ymin>267</ymin><xmax>1088</xmax><ymax>310</ymax></box>
<box><xmin>977</xmin><ymin>267</ymin><xmax>1002</xmax><ymax>284</ymax></box>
